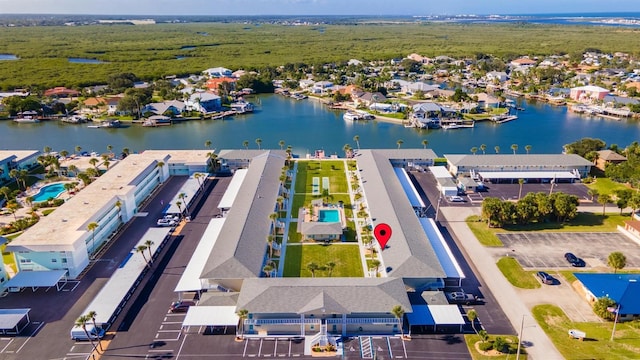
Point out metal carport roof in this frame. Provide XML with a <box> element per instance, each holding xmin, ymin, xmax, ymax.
<box><xmin>217</xmin><ymin>169</ymin><xmax>248</xmax><ymax>209</ymax></box>
<box><xmin>175</xmin><ymin>218</ymin><xmax>225</xmax><ymax>292</ymax></box>
<box><xmin>394</xmin><ymin>167</ymin><xmax>425</xmax><ymax>208</ymax></box>
<box><xmin>0</xmin><ymin>308</ymin><xmax>30</xmax><ymax>335</ymax></box>
<box><xmin>182</xmin><ymin>306</ymin><xmax>239</xmax><ymax>327</ymax></box>
<box><xmin>478</xmin><ymin>171</ymin><xmax>577</xmax><ymax>179</ymax></box>
<box><xmin>406</xmin><ymin>305</ymin><xmax>465</xmax><ymax>326</ymax></box>
<box><xmin>2</xmin><ymin>270</ymin><xmax>67</xmax><ymax>291</ymax></box>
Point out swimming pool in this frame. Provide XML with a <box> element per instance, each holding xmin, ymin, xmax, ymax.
<box><xmin>32</xmin><ymin>183</ymin><xmax>66</xmax><ymax>202</ymax></box>
<box><xmin>318</xmin><ymin>209</ymin><xmax>340</xmax><ymax>223</ymax></box>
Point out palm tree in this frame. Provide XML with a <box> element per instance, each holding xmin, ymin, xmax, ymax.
<box><xmin>391</xmin><ymin>305</ymin><xmax>406</xmax><ymax>339</ymax></box>
<box><xmin>343</xmin><ymin>144</ymin><xmax>352</xmax><ymax>158</ymax></box>
<box><xmin>307</xmin><ymin>262</ymin><xmax>319</xmax><ymax>277</ymax></box>
<box><xmin>262</xmin><ymin>263</ymin><xmax>274</xmax><ymax>277</ymax></box>
<box><xmin>467</xmin><ymin>309</ymin><xmax>478</xmax><ymax>335</ymax></box>
<box><xmin>326</xmin><ymin>261</ymin><xmax>336</xmax><ymax>277</ymax></box>
<box><xmin>353</xmin><ymin>135</ymin><xmax>360</xmax><ymax>150</ymax></box>
<box><xmin>518</xmin><ymin>179</ymin><xmax>525</xmax><ymax>199</ymax></box>
<box><xmin>587</xmin><ymin>188</ymin><xmax>598</xmax><ymax>201</ymax></box>
<box><xmin>178</xmin><ymin>192</ymin><xmax>189</xmax><ymax>217</ymax></box>
<box><xmin>136</xmin><ymin>245</ymin><xmax>151</xmax><ymax>267</ymax></box>
<box><xmin>75</xmin><ymin>145</ymin><xmax>82</xmax><ymax>156</ymax></box>
<box><xmin>255</xmin><ymin>138</ymin><xmax>262</xmax><ymax>150</ymax></box>
<box><xmin>396</xmin><ymin>139</ymin><xmax>404</xmax><ymax>149</ymax></box>
<box><xmin>242</xmin><ymin>140</ymin><xmax>249</xmax><ymax>149</ymax></box>
<box><xmin>480</xmin><ymin>144</ymin><xmax>487</xmax><ymax>154</ymax></box>
<box><xmin>60</xmin><ymin>150</ymin><xmax>69</xmax><ymax>159</ymax></box>
<box><xmin>144</xmin><ymin>240</ymin><xmax>154</xmax><ymax>263</ymax></box>
<box><xmin>89</xmin><ymin>157</ymin><xmax>99</xmax><ymax>170</ymax></box>
<box><xmin>598</xmin><ymin>194</ymin><xmax>612</xmax><ymax>216</ymax></box>
<box><xmin>194</xmin><ymin>173</ymin><xmax>203</xmax><ymax>188</ymax></box>
<box><xmin>75</xmin><ymin>315</ymin><xmax>99</xmax><ymax>353</ymax></box>
<box><xmin>175</xmin><ymin>201</ymin><xmax>183</xmax><ymax>218</ymax></box>
<box><xmin>114</xmin><ymin>200</ymin><xmax>122</xmax><ymax>222</ymax></box>
<box><xmin>0</xmin><ymin>186</ymin><xmax>11</xmax><ymax>203</ymax></box>
<box><xmin>236</xmin><ymin>309</ymin><xmax>249</xmax><ymax>339</ymax></box>
<box><xmin>86</xmin><ymin>311</ymin><xmax>103</xmax><ymax>351</ymax></box>
<box><xmin>266</xmin><ymin>235</ymin><xmax>274</xmax><ymax>259</ymax></box>
<box><xmin>43</xmin><ymin>146</ymin><xmax>52</xmax><ymax>154</ymax></box>
<box><xmin>511</xmin><ymin>144</ymin><xmax>518</xmax><ymax>154</ymax></box>
<box><xmin>269</xmin><ymin>212</ymin><xmax>278</xmax><ymax>236</ymax></box>
<box><xmin>494</xmin><ymin>145</ymin><xmax>500</xmax><ymax>154</ymax></box>
<box><xmin>421</xmin><ymin>139</ymin><xmax>428</xmax><ymax>149</ymax></box>
<box><xmin>106</xmin><ymin>144</ymin><xmax>113</xmax><ymax>157</ymax></box>
<box><xmin>87</xmin><ymin>222</ymin><xmax>99</xmax><ymax>259</ymax></box>
<box><xmin>278</xmin><ymin>140</ymin><xmax>285</xmax><ymax>150</ymax></box>
<box><xmin>370</xmin><ymin>259</ymin><xmax>381</xmax><ymax>277</ymax></box>
<box><xmin>276</xmin><ymin>196</ymin><xmax>284</xmax><ymax>211</ymax></box>
<box><xmin>205</xmin><ymin>140</ymin><xmax>212</xmax><ymax>149</ymax></box>
<box><xmin>525</xmin><ymin>144</ymin><xmax>532</xmax><ymax>154</ymax></box>
<box><xmin>122</xmin><ymin>147</ymin><xmax>130</xmax><ymax>156</ymax></box>
<box><xmin>103</xmin><ymin>160</ymin><xmax>110</xmax><ymax>170</ymax></box>
<box><xmin>471</xmin><ymin>147</ymin><xmax>478</xmax><ymax>155</ymax></box>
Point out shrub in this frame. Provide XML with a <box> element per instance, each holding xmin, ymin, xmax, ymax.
<box><xmin>492</xmin><ymin>337</ymin><xmax>508</xmax><ymax>353</ymax></box>
<box><xmin>479</xmin><ymin>341</ymin><xmax>493</xmax><ymax>351</ymax></box>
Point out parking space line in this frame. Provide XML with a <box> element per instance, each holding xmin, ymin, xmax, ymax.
<box><xmin>258</xmin><ymin>338</ymin><xmax>263</xmax><ymax>357</ymax></box>
<box><xmin>16</xmin><ymin>321</ymin><xmax>44</xmax><ymax>353</ymax></box>
<box><xmin>0</xmin><ymin>339</ymin><xmax>14</xmax><ymax>353</ymax></box>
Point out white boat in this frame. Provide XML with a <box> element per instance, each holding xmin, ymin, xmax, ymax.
<box><xmin>442</xmin><ymin>121</ymin><xmax>475</xmax><ymax>129</ymax></box>
<box><xmin>230</xmin><ymin>101</ymin><xmax>254</xmax><ymax>113</ymax></box>
<box><xmin>61</xmin><ymin>115</ymin><xmax>87</xmax><ymax>124</ymax></box>
<box><xmin>13</xmin><ymin>117</ymin><xmax>40</xmax><ymax>123</ymax></box>
<box><xmin>343</xmin><ymin>111</ymin><xmax>361</xmax><ymax>121</ymax></box>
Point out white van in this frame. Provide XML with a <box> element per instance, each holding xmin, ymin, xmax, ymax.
<box><xmin>70</xmin><ymin>324</ymin><xmax>105</xmax><ymax>341</ymax></box>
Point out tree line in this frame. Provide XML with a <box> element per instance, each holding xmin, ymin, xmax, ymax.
<box><xmin>481</xmin><ymin>192</ymin><xmax>579</xmax><ymax>228</ymax></box>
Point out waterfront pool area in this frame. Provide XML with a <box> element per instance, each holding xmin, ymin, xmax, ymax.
<box><xmin>319</xmin><ymin>209</ymin><xmax>340</xmax><ymax>223</ymax></box>
<box><xmin>32</xmin><ymin>183</ymin><xmax>66</xmax><ymax>202</ymax></box>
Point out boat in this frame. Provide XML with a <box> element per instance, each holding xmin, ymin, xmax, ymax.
<box><xmin>491</xmin><ymin>115</ymin><xmax>518</xmax><ymax>124</ymax></box>
<box><xmin>88</xmin><ymin>119</ymin><xmax>122</xmax><ymax>129</ymax></box>
<box><xmin>441</xmin><ymin>121</ymin><xmax>475</xmax><ymax>129</ymax></box>
<box><xmin>229</xmin><ymin>101</ymin><xmax>254</xmax><ymax>114</ymax></box>
<box><xmin>61</xmin><ymin>115</ymin><xmax>87</xmax><ymax>124</ymax></box>
<box><xmin>13</xmin><ymin>117</ymin><xmax>40</xmax><ymax>123</ymax></box>
<box><xmin>343</xmin><ymin>110</ymin><xmax>361</xmax><ymax>121</ymax></box>
<box><xmin>291</xmin><ymin>93</ymin><xmax>308</xmax><ymax>100</ymax></box>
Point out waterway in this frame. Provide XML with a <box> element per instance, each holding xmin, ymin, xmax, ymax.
<box><xmin>1</xmin><ymin>94</ymin><xmax>639</xmax><ymax>157</ymax></box>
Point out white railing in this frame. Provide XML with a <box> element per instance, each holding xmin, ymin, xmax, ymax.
<box><xmin>246</xmin><ymin>318</ymin><xmax>320</xmax><ymax>325</ymax></box>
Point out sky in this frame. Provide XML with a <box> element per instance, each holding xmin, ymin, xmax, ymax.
<box><xmin>0</xmin><ymin>0</ymin><xmax>639</xmax><ymax>16</ymax></box>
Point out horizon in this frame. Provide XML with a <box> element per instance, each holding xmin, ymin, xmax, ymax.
<box><xmin>0</xmin><ymin>0</ymin><xmax>638</xmax><ymax>17</ymax></box>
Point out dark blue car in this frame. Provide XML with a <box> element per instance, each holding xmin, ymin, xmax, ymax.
<box><xmin>564</xmin><ymin>252</ymin><xmax>585</xmax><ymax>267</ymax></box>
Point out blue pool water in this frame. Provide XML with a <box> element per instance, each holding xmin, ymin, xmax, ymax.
<box><xmin>32</xmin><ymin>183</ymin><xmax>66</xmax><ymax>202</ymax></box>
<box><xmin>318</xmin><ymin>209</ymin><xmax>340</xmax><ymax>223</ymax></box>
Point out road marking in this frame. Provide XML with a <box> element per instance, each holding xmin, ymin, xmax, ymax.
<box><xmin>149</xmin><ymin>349</ymin><xmax>174</xmax><ymax>353</ymax></box>
<box><xmin>1</xmin><ymin>339</ymin><xmax>15</xmax><ymax>353</ymax></box>
<box><xmin>17</xmin><ymin>321</ymin><xmax>44</xmax><ymax>353</ymax></box>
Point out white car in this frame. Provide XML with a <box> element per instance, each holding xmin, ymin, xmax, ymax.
<box><xmin>157</xmin><ymin>218</ymin><xmax>177</xmax><ymax>227</ymax></box>
<box><xmin>449</xmin><ymin>195</ymin><xmax>465</xmax><ymax>202</ymax></box>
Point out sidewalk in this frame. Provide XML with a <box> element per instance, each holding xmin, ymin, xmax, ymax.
<box><xmin>440</xmin><ymin>207</ymin><xmax>564</xmax><ymax>360</ymax></box>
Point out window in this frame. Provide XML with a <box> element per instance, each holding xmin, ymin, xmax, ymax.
<box><xmin>51</xmin><ymin>259</ymin><xmax>57</xmax><ymax>263</ymax></box>
<box><xmin>61</xmin><ymin>258</ymin><xmax>67</xmax><ymax>263</ymax></box>
<box><xmin>20</xmin><ymin>259</ymin><xmax>32</xmax><ymax>263</ymax></box>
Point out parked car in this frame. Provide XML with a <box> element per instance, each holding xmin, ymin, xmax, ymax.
<box><xmin>449</xmin><ymin>195</ymin><xmax>465</xmax><ymax>202</ymax></box>
<box><xmin>169</xmin><ymin>300</ymin><xmax>196</xmax><ymax>313</ymax></box>
<box><xmin>157</xmin><ymin>218</ymin><xmax>177</xmax><ymax>227</ymax></box>
<box><xmin>564</xmin><ymin>252</ymin><xmax>585</xmax><ymax>267</ymax></box>
<box><xmin>446</xmin><ymin>291</ymin><xmax>477</xmax><ymax>304</ymax></box>
<box><xmin>536</xmin><ymin>271</ymin><xmax>554</xmax><ymax>285</ymax></box>
<box><xmin>163</xmin><ymin>214</ymin><xmax>179</xmax><ymax>222</ymax></box>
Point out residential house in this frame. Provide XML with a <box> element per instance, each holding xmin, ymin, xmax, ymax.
<box><xmin>486</xmin><ymin>71</ymin><xmax>509</xmax><ymax>83</ymax></box>
<box><xmin>392</xmin><ymin>80</ymin><xmax>440</xmax><ymax>95</ymax></box>
<box><xmin>407</xmin><ymin>53</ymin><xmax>430</xmax><ymax>64</ymax></box>
<box><xmin>298</xmin><ymin>79</ymin><xmax>315</xmax><ymax>90</ymax></box>
<box><xmin>105</xmin><ymin>97</ymin><xmax>123</xmax><ymax>115</ymax></box>
<box><xmin>185</xmin><ymin>92</ymin><xmax>221</xmax><ymax>114</ymax></box>
<box><xmin>570</xmin><ymin>85</ymin><xmax>610</xmax><ymax>102</ymax></box>
<box><xmin>140</xmin><ymin>100</ymin><xmax>186</xmax><ymax>117</ymax></box>
<box><xmin>574</xmin><ymin>273</ymin><xmax>640</xmax><ymax>322</ymax></box>
<box><xmin>510</xmin><ymin>57</ymin><xmax>537</xmax><ymax>68</ymax></box>
<box><xmin>44</xmin><ymin>87</ymin><xmax>79</xmax><ymax>98</ymax></box>
<box><xmin>474</xmin><ymin>93</ymin><xmax>501</xmax><ymax>109</ymax></box>
<box><xmin>81</xmin><ymin>97</ymin><xmax>107</xmax><ymax>115</ymax></box>
<box><xmin>595</xmin><ymin>150</ymin><xmax>627</xmax><ymax>171</ymax></box>
<box><xmin>206</xmin><ymin>77</ymin><xmax>237</xmax><ymax>93</ymax></box>
<box><xmin>347</xmin><ymin>59</ymin><xmax>363</xmax><ymax>66</ymax></box>
<box><xmin>312</xmin><ymin>81</ymin><xmax>333</xmax><ymax>95</ymax></box>
<box><xmin>203</xmin><ymin>67</ymin><xmax>233</xmax><ymax>78</ymax></box>
<box><xmin>353</xmin><ymin>91</ymin><xmax>387</xmax><ymax>108</ymax></box>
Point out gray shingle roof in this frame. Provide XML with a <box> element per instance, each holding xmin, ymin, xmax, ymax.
<box><xmin>597</xmin><ymin>149</ymin><xmax>627</xmax><ymax>161</ymax></box>
<box><xmin>357</xmin><ymin>150</ymin><xmax>445</xmax><ymax>279</ymax></box>
<box><xmin>200</xmin><ymin>150</ymin><xmax>286</xmax><ymax>280</ymax></box>
<box><xmin>198</xmin><ymin>292</ymin><xmax>240</xmax><ymax>306</ymax></box>
<box><xmin>367</xmin><ymin>148</ymin><xmax>438</xmax><ymax>160</ymax></box>
<box><xmin>299</xmin><ymin>222</ymin><xmax>343</xmax><ymax>236</ymax></box>
<box><xmin>445</xmin><ymin>154</ymin><xmax>593</xmax><ymax>167</ymax></box>
<box><xmin>236</xmin><ymin>278</ymin><xmax>412</xmax><ymax>314</ymax></box>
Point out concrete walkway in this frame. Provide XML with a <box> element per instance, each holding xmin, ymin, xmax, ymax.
<box><xmin>440</xmin><ymin>207</ymin><xmax>564</xmax><ymax>360</ymax></box>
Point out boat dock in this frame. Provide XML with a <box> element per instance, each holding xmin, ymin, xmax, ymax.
<box><xmin>491</xmin><ymin>115</ymin><xmax>518</xmax><ymax>124</ymax></box>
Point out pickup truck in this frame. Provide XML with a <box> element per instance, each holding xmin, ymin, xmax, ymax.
<box><xmin>446</xmin><ymin>291</ymin><xmax>478</xmax><ymax>304</ymax></box>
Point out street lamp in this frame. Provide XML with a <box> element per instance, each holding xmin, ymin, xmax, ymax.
<box><xmin>516</xmin><ymin>314</ymin><xmax>524</xmax><ymax>360</ymax></box>
<box><xmin>435</xmin><ymin>193</ymin><xmax>442</xmax><ymax>221</ymax></box>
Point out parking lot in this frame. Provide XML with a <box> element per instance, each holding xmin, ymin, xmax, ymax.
<box><xmin>477</xmin><ymin>182</ymin><xmax>592</xmax><ymax>203</ymax></box>
<box><xmin>496</xmin><ymin>232</ymin><xmax>640</xmax><ymax>269</ymax></box>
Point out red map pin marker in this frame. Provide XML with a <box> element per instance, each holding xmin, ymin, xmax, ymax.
<box><xmin>374</xmin><ymin>223</ymin><xmax>392</xmax><ymax>250</ymax></box>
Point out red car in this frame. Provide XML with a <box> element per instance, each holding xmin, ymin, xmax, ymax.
<box><xmin>169</xmin><ymin>300</ymin><xmax>196</xmax><ymax>313</ymax></box>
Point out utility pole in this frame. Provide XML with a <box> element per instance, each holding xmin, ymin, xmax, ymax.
<box><xmin>516</xmin><ymin>314</ymin><xmax>524</xmax><ymax>360</ymax></box>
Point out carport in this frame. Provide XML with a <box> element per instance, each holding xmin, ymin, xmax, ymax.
<box><xmin>2</xmin><ymin>270</ymin><xmax>67</xmax><ymax>292</ymax></box>
<box><xmin>182</xmin><ymin>306</ymin><xmax>239</xmax><ymax>334</ymax></box>
<box><xmin>406</xmin><ymin>305</ymin><xmax>465</xmax><ymax>333</ymax></box>
<box><xmin>419</xmin><ymin>218</ymin><xmax>465</xmax><ymax>286</ymax></box>
<box><xmin>218</xmin><ymin>169</ymin><xmax>248</xmax><ymax>212</ymax></box>
<box><xmin>0</xmin><ymin>309</ymin><xmax>30</xmax><ymax>335</ymax></box>
<box><xmin>394</xmin><ymin>168</ymin><xmax>425</xmax><ymax>208</ymax></box>
<box><xmin>478</xmin><ymin>171</ymin><xmax>578</xmax><ymax>183</ymax></box>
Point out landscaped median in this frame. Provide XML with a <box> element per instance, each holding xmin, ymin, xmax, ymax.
<box><xmin>464</xmin><ymin>334</ymin><xmax>526</xmax><ymax>360</ymax></box>
<box><xmin>533</xmin><ymin>304</ymin><xmax>640</xmax><ymax>359</ymax></box>
<box><xmin>496</xmin><ymin>257</ymin><xmax>540</xmax><ymax>289</ymax></box>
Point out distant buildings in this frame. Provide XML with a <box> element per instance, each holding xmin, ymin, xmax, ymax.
<box><xmin>570</xmin><ymin>85</ymin><xmax>610</xmax><ymax>102</ymax></box>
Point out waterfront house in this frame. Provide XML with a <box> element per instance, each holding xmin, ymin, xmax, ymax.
<box><xmin>206</xmin><ymin>77</ymin><xmax>237</xmax><ymax>93</ymax></box>
<box><xmin>105</xmin><ymin>97</ymin><xmax>123</xmax><ymax>115</ymax></box>
<box><xmin>312</xmin><ymin>81</ymin><xmax>334</xmax><ymax>95</ymax></box>
<box><xmin>486</xmin><ymin>71</ymin><xmax>508</xmax><ymax>83</ymax></box>
<box><xmin>185</xmin><ymin>92</ymin><xmax>221</xmax><ymax>114</ymax></box>
<box><xmin>509</xmin><ymin>57</ymin><xmax>537</xmax><ymax>68</ymax></box>
<box><xmin>570</xmin><ymin>85</ymin><xmax>609</xmax><ymax>103</ymax></box>
<box><xmin>298</xmin><ymin>79</ymin><xmax>315</xmax><ymax>90</ymax></box>
<box><xmin>140</xmin><ymin>100</ymin><xmax>186</xmax><ymax>116</ymax></box>
<box><xmin>203</xmin><ymin>67</ymin><xmax>233</xmax><ymax>78</ymax></box>
<box><xmin>595</xmin><ymin>149</ymin><xmax>627</xmax><ymax>171</ymax></box>
<box><xmin>353</xmin><ymin>91</ymin><xmax>386</xmax><ymax>108</ymax></box>
<box><xmin>474</xmin><ymin>93</ymin><xmax>501</xmax><ymax>109</ymax></box>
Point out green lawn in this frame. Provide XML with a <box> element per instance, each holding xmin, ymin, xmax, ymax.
<box><xmin>42</xmin><ymin>208</ymin><xmax>56</xmax><ymax>216</ymax></box>
<box><xmin>1</xmin><ymin>244</ymin><xmax>16</xmax><ymax>274</ymax></box>
<box><xmin>464</xmin><ymin>334</ymin><xmax>527</xmax><ymax>360</ymax></box>
<box><xmin>467</xmin><ymin>213</ymin><xmax>629</xmax><ymax>247</ymax></box>
<box><xmin>283</xmin><ymin>244</ymin><xmax>363</xmax><ymax>277</ymax></box>
<box><xmin>294</xmin><ymin>160</ymin><xmax>348</xmax><ymax>194</ymax></box>
<box><xmin>287</xmin><ymin>223</ymin><xmax>302</xmax><ymax>243</ymax></box>
<box><xmin>532</xmin><ymin>304</ymin><xmax>640</xmax><ymax>360</ymax></box>
<box><xmin>586</xmin><ymin>177</ymin><xmax>631</xmax><ymax>196</ymax></box>
<box><xmin>496</xmin><ymin>257</ymin><xmax>541</xmax><ymax>289</ymax></box>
